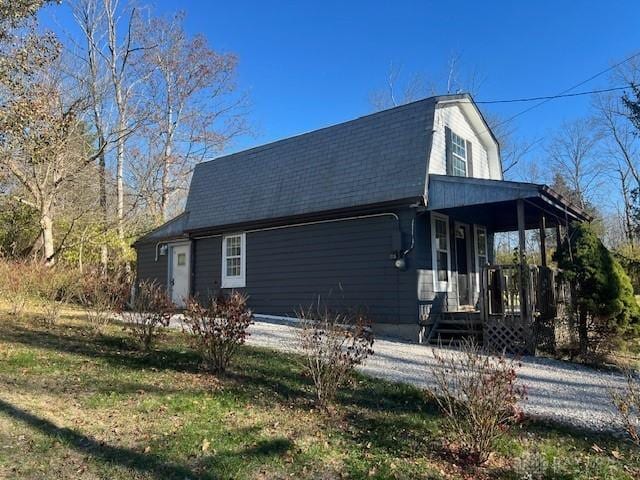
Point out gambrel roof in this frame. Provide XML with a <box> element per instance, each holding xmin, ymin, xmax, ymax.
<box><xmin>183</xmin><ymin>95</ymin><xmax>456</xmax><ymax>232</ymax></box>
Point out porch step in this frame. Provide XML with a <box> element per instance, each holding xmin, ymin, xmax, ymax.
<box><xmin>423</xmin><ymin>311</ymin><xmax>483</xmax><ymax>346</ymax></box>
<box><xmin>422</xmin><ymin>319</ymin><xmax>478</xmax><ymax>326</ymax></box>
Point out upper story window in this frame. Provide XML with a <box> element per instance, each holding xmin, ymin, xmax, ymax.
<box><xmin>222</xmin><ymin>233</ymin><xmax>246</xmax><ymax>288</ymax></box>
<box><xmin>451</xmin><ymin>131</ymin><xmax>468</xmax><ymax>177</ymax></box>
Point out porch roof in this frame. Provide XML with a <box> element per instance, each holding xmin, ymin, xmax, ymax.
<box><xmin>426</xmin><ymin>175</ymin><xmax>591</xmax><ymax>231</ymax></box>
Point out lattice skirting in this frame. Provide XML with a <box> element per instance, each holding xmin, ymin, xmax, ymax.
<box><xmin>483</xmin><ymin>317</ymin><xmax>533</xmax><ymax>354</ymax></box>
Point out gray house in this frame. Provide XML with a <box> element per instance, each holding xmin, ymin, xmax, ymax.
<box><xmin>134</xmin><ymin>94</ymin><xmax>589</xmax><ymax>344</ymax></box>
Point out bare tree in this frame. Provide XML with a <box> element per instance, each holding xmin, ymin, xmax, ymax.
<box><xmin>547</xmin><ymin>118</ymin><xmax>603</xmax><ymax>209</ymax></box>
<box><xmin>368</xmin><ymin>62</ymin><xmax>436</xmax><ymax>111</ymax></box>
<box><xmin>132</xmin><ymin>11</ymin><xmax>248</xmax><ymax>221</ymax></box>
<box><xmin>369</xmin><ymin>55</ymin><xmax>485</xmax><ymax>112</ymax></box>
<box><xmin>70</xmin><ymin>0</ymin><xmax>110</xmax><ymax>265</ymax></box>
<box><xmin>103</xmin><ymin>0</ymin><xmax>146</xmax><ymax>240</ymax></box>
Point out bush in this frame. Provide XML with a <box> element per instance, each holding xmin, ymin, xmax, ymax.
<box><xmin>297</xmin><ymin>307</ymin><xmax>374</xmax><ymax>409</ymax></box>
<box><xmin>183</xmin><ymin>292</ymin><xmax>253</xmax><ymax>373</ymax></box>
<box><xmin>428</xmin><ymin>340</ymin><xmax>526</xmax><ymax>465</ymax></box>
<box><xmin>610</xmin><ymin>370</ymin><xmax>640</xmax><ymax>445</ymax></box>
<box><xmin>0</xmin><ymin>260</ymin><xmax>31</xmax><ymax>317</ymax></box>
<box><xmin>33</xmin><ymin>267</ymin><xmax>80</xmax><ymax>326</ymax></box>
<box><xmin>555</xmin><ymin>222</ymin><xmax>640</xmax><ymax>357</ymax></box>
<box><xmin>79</xmin><ymin>268</ymin><xmax>130</xmax><ymax>332</ymax></box>
<box><xmin>122</xmin><ymin>280</ymin><xmax>174</xmax><ymax>350</ymax></box>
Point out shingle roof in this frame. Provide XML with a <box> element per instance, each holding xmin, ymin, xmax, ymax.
<box><xmin>134</xmin><ymin>213</ymin><xmax>189</xmax><ymax>245</ymax></box>
<box><xmin>184</xmin><ymin>96</ymin><xmax>443</xmax><ymax>232</ymax></box>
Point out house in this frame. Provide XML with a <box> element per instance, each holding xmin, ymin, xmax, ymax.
<box><xmin>133</xmin><ymin>93</ymin><xmax>589</xmax><ymax>345</ymax></box>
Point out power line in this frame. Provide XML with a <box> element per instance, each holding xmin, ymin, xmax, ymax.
<box><xmin>474</xmin><ymin>85</ymin><xmax>630</xmax><ymax>105</ymax></box>
<box><xmin>489</xmin><ymin>50</ymin><xmax>640</xmax><ymax>130</ymax></box>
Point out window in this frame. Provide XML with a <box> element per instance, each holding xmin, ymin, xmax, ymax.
<box><xmin>222</xmin><ymin>233</ymin><xmax>246</xmax><ymax>288</ymax></box>
<box><xmin>451</xmin><ymin>131</ymin><xmax>467</xmax><ymax>177</ymax></box>
<box><xmin>475</xmin><ymin>225</ymin><xmax>488</xmax><ymax>292</ymax></box>
<box><xmin>476</xmin><ymin>227</ymin><xmax>488</xmax><ymax>266</ymax></box>
<box><xmin>431</xmin><ymin>213</ymin><xmax>451</xmax><ymax>291</ymax></box>
<box><xmin>177</xmin><ymin>253</ymin><xmax>186</xmax><ymax>266</ymax></box>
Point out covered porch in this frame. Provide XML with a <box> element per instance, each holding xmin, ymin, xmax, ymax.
<box><xmin>419</xmin><ymin>175</ymin><xmax>591</xmax><ymax>354</ymax></box>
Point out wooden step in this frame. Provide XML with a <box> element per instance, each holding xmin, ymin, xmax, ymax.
<box><xmin>427</xmin><ymin>319</ymin><xmax>481</xmax><ymax>326</ymax></box>
<box><xmin>432</xmin><ymin>328</ymin><xmax>481</xmax><ymax>334</ymax></box>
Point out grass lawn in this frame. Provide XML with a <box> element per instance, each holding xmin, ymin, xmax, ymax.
<box><xmin>0</xmin><ymin>308</ymin><xmax>638</xmax><ymax>479</ymax></box>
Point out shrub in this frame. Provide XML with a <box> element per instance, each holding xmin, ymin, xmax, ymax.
<box><xmin>183</xmin><ymin>292</ymin><xmax>253</xmax><ymax>373</ymax></box>
<box><xmin>79</xmin><ymin>268</ymin><xmax>130</xmax><ymax>332</ymax></box>
<box><xmin>610</xmin><ymin>370</ymin><xmax>640</xmax><ymax>445</ymax></box>
<box><xmin>428</xmin><ymin>340</ymin><xmax>526</xmax><ymax>465</ymax></box>
<box><xmin>297</xmin><ymin>307</ymin><xmax>374</xmax><ymax>409</ymax></box>
<box><xmin>555</xmin><ymin>222</ymin><xmax>640</xmax><ymax>357</ymax></box>
<box><xmin>122</xmin><ymin>280</ymin><xmax>174</xmax><ymax>351</ymax></box>
<box><xmin>33</xmin><ymin>267</ymin><xmax>80</xmax><ymax>326</ymax></box>
<box><xmin>0</xmin><ymin>260</ymin><xmax>32</xmax><ymax>317</ymax></box>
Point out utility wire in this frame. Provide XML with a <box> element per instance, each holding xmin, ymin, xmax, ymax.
<box><xmin>474</xmin><ymin>85</ymin><xmax>629</xmax><ymax>105</ymax></box>
<box><xmin>487</xmin><ymin>50</ymin><xmax>640</xmax><ymax>130</ymax></box>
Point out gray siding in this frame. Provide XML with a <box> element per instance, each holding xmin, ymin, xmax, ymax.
<box><xmin>416</xmin><ymin>211</ymin><xmax>494</xmax><ymax>316</ymax></box>
<box><xmin>192</xmin><ymin>236</ymin><xmax>222</xmax><ymax>299</ymax></box>
<box><xmin>191</xmin><ymin>211</ymin><xmax>418</xmax><ymax>325</ymax></box>
<box><xmin>136</xmin><ymin>242</ymin><xmax>168</xmax><ymax>289</ymax></box>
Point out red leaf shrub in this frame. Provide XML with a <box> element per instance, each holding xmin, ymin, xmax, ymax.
<box><xmin>297</xmin><ymin>307</ymin><xmax>374</xmax><ymax>409</ymax></box>
<box><xmin>428</xmin><ymin>340</ymin><xmax>527</xmax><ymax>465</ymax></box>
<box><xmin>122</xmin><ymin>280</ymin><xmax>174</xmax><ymax>351</ymax></box>
<box><xmin>79</xmin><ymin>267</ymin><xmax>131</xmax><ymax>333</ymax></box>
<box><xmin>183</xmin><ymin>292</ymin><xmax>253</xmax><ymax>373</ymax></box>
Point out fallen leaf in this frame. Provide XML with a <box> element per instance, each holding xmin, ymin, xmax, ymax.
<box><xmin>591</xmin><ymin>443</ymin><xmax>604</xmax><ymax>453</ymax></box>
<box><xmin>202</xmin><ymin>439</ymin><xmax>210</xmax><ymax>452</ymax></box>
<box><xmin>611</xmin><ymin>449</ymin><xmax>623</xmax><ymax>460</ymax></box>
<box><xmin>143</xmin><ymin>446</ymin><xmax>151</xmax><ymax>453</ymax></box>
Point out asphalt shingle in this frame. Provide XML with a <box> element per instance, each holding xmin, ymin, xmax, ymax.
<box><xmin>184</xmin><ymin>97</ymin><xmax>440</xmax><ymax>232</ymax></box>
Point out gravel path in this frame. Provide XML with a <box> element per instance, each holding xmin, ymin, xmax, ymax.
<box><xmin>243</xmin><ymin>317</ymin><xmax>629</xmax><ymax>433</ymax></box>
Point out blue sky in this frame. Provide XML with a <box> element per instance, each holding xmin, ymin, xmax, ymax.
<box><xmin>45</xmin><ymin>0</ymin><xmax>640</xmax><ymax>180</ymax></box>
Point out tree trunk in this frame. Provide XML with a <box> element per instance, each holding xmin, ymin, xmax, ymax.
<box><xmin>161</xmin><ymin>159</ymin><xmax>169</xmax><ymax>222</ymax></box>
<box><xmin>578</xmin><ymin>309</ymin><xmax>589</xmax><ymax>356</ymax></box>
<box><xmin>160</xmin><ymin>92</ymin><xmax>174</xmax><ymax>223</ymax></box>
<box><xmin>40</xmin><ymin>212</ymin><xmax>55</xmax><ymax>266</ymax></box>
<box><xmin>98</xmin><ymin>139</ymin><xmax>109</xmax><ymax>269</ymax></box>
<box><xmin>116</xmin><ymin>115</ymin><xmax>125</xmax><ymax>240</ymax></box>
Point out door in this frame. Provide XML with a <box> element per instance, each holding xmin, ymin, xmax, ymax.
<box><xmin>455</xmin><ymin>224</ymin><xmax>471</xmax><ymax>307</ymax></box>
<box><xmin>170</xmin><ymin>244</ymin><xmax>190</xmax><ymax>307</ymax></box>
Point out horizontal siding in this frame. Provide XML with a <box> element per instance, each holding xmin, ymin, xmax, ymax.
<box><xmin>192</xmin><ymin>212</ymin><xmax>418</xmax><ymax>325</ymax></box>
<box><xmin>136</xmin><ymin>243</ymin><xmax>168</xmax><ymax>289</ymax></box>
<box><xmin>193</xmin><ymin>236</ymin><xmax>222</xmax><ymax>299</ymax></box>
<box><xmin>429</xmin><ymin>104</ymin><xmax>499</xmax><ymax>180</ymax></box>
<box><xmin>415</xmin><ymin>212</ymin><xmax>492</xmax><ymax>314</ymax></box>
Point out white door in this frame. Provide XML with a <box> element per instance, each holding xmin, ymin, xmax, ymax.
<box><xmin>170</xmin><ymin>244</ymin><xmax>190</xmax><ymax>307</ymax></box>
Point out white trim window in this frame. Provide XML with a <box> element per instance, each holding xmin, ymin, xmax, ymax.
<box><xmin>431</xmin><ymin>213</ymin><xmax>451</xmax><ymax>292</ymax></box>
<box><xmin>222</xmin><ymin>233</ymin><xmax>246</xmax><ymax>288</ymax></box>
<box><xmin>451</xmin><ymin>131</ymin><xmax>468</xmax><ymax>177</ymax></box>
<box><xmin>474</xmin><ymin>225</ymin><xmax>488</xmax><ymax>292</ymax></box>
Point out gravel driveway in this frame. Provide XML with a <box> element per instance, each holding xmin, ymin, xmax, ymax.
<box><xmin>244</xmin><ymin>317</ymin><xmax>630</xmax><ymax>433</ymax></box>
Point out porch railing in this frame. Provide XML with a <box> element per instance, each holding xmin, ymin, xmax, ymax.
<box><xmin>479</xmin><ymin>264</ymin><xmax>570</xmax><ymax>354</ymax></box>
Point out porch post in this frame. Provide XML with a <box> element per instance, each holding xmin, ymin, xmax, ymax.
<box><xmin>539</xmin><ymin>216</ymin><xmax>547</xmax><ymax>267</ymax></box>
<box><xmin>517</xmin><ymin>199</ymin><xmax>528</xmax><ymax>323</ymax></box>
